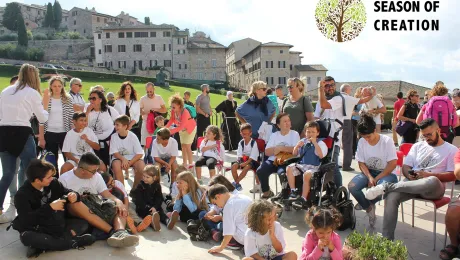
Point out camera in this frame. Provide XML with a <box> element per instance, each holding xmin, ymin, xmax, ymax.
<box><xmin>60</xmin><ymin>195</ymin><xmax>70</xmax><ymax>203</ymax></box>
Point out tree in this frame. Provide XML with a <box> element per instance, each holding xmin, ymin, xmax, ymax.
<box><xmin>43</xmin><ymin>3</ymin><xmax>54</xmax><ymax>28</ymax></box>
<box><xmin>2</xmin><ymin>2</ymin><xmax>22</xmax><ymax>31</ymax></box>
<box><xmin>53</xmin><ymin>1</ymin><xmax>62</xmax><ymax>29</ymax></box>
<box><xmin>17</xmin><ymin>15</ymin><xmax>28</xmax><ymax>47</ymax></box>
<box><xmin>315</xmin><ymin>0</ymin><xmax>366</xmax><ymax>42</ymax></box>
<box><xmin>144</xmin><ymin>17</ymin><xmax>150</xmax><ymax>25</ymax></box>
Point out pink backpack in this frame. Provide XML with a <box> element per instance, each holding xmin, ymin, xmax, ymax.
<box><xmin>423</xmin><ymin>96</ymin><xmax>455</xmax><ymax>137</ymax></box>
<box><xmin>146</xmin><ymin>112</ymin><xmax>156</xmax><ymax>134</ymax></box>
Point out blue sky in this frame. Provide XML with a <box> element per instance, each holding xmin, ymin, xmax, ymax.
<box><xmin>5</xmin><ymin>0</ymin><xmax>460</xmax><ymax>89</ymax></box>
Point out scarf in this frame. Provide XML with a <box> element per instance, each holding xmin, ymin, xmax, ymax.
<box><xmin>248</xmin><ymin>96</ymin><xmax>268</xmax><ymax>116</ymax></box>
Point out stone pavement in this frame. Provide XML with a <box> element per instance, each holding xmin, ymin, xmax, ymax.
<box><xmin>0</xmin><ymin>131</ymin><xmax>458</xmax><ymax>259</ymax></box>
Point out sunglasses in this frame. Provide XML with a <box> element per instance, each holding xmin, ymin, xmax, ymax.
<box><xmin>259</xmin><ymin>88</ymin><xmax>267</xmax><ymax>91</ymax></box>
<box><xmin>88</xmin><ymin>97</ymin><xmax>97</xmax><ymax>101</ymax></box>
<box><xmin>325</xmin><ymin>84</ymin><xmax>335</xmax><ymax>88</ymax></box>
<box><xmin>287</xmin><ymin>85</ymin><xmax>295</xmax><ymax>89</ymax></box>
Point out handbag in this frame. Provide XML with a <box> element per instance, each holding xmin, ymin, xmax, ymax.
<box><xmin>395</xmin><ymin>120</ymin><xmax>413</xmax><ymax>136</ymax></box>
<box><xmin>273</xmin><ymin>151</ymin><xmax>295</xmax><ymax>166</ymax></box>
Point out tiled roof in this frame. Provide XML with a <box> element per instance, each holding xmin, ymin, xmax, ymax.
<box><xmin>262</xmin><ymin>42</ymin><xmax>293</xmax><ymax>47</ymax></box>
<box><xmin>100</xmin><ymin>24</ymin><xmax>176</xmax><ymax>30</ymax></box>
<box><xmin>187</xmin><ymin>36</ymin><xmax>226</xmax><ymax>49</ymax></box>
<box><xmin>296</xmin><ymin>64</ymin><xmax>328</xmax><ymax>71</ymax></box>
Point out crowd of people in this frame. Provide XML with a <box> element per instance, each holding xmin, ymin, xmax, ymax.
<box><xmin>1</xmin><ymin>63</ymin><xmax>460</xmax><ymax>259</ymax></box>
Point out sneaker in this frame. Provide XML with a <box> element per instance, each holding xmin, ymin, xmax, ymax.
<box><xmin>0</xmin><ymin>211</ymin><xmax>14</xmax><ymax>224</ymax></box>
<box><xmin>342</xmin><ymin>167</ymin><xmax>355</xmax><ymax>172</ymax></box>
<box><xmin>249</xmin><ymin>184</ymin><xmax>262</xmax><ymax>193</ymax></box>
<box><xmin>354</xmin><ymin>204</ymin><xmax>363</xmax><ymax>211</ymax></box>
<box><xmin>167</xmin><ymin>210</ymin><xmax>179</xmax><ymax>230</ymax></box>
<box><xmin>232</xmin><ymin>181</ymin><xmax>238</xmax><ymax>189</ymax></box>
<box><xmin>107</xmin><ymin>230</ymin><xmax>139</xmax><ymax>248</ymax></box>
<box><xmin>26</xmin><ymin>247</ymin><xmax>44</xmax><ymax>258</ymax></box>
<box><xmin>367</xmin><ymin>204</ymin><xmax>377</xmax><ymax>228</ymax></box>
<box><xmin>126</xmin><ymin>216</ymin><xmax>138</xmax><ymax>234</ymax></box>
<box><xmin>137</xmin><ymin>215</ymin><xmax>153</xmax><ymax>232</ymax></box>
<box><xmin>261</xmin><ymin>190</ymin><xmax>275</xmax><ymax>199</ymax></box>
<box><xmin>72</xmin><ymin>234</ymin><xmax>96</xmax><ymax>248</ymax></box>
<box><xmin>211</xmin><ymin>230</ymin><xmax>222</xmax><ymax>242</ymax></box>
<box><xmin>289</xmin><ymin>189</ymin><xmax>300</xmax><ymax>199</ymax></box>
<box><xmin>226</xmin><ymin>238</ymin><xmax>243</xmax><ymax>250</ymax></box>
<box><xmin>151</xmin><ymin>212</ymin><xmax>161</xmax><ymax>231</ymax></box>
<box><xmin>236</xmin><ymin>183</ymin><xmax>243</xmax><ymax>191</ymax></box>
<box><xmin>364</xmin><ymin>184</ymin><xmax>386</xmax><ymax>200</ymax></box>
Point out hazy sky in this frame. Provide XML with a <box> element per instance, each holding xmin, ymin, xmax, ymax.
<box><xmin>4</xmin><ymin>0</ymin><xmax>460</xmax><ymax>89</ymax></box>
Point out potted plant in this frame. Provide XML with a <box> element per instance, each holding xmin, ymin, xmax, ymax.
<box><xmin>343</xmin><ymin>230</ymin><xmax>408</xmax><ymax>260</ymax></box>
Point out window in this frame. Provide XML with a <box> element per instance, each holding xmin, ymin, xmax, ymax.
<box><xmin>317</xmin><ymin>77</ymin><xmax>322</xmax><ymax>82</ymax></box>
<box><xmin>73</xmin><ymin>20</ymin><xmax>76</xmax><ymax>25</ymax></box>
<box><xmin>283</xmin><ymin>61</ymin><xmax>286</xmax><ymax>68</ymax></box>
<box><xmin>271</xmin><ymin>77</ymin><xmax>274</xmax><ymax>85</ymax></box>
<box><xmin>163</xmin><ymin>44</ymin><xmax>166</xmax><ymax>51</ymax></box>
<box><xmin>126</xmin><ymin>32</ymin><xmax>133</xmax><ymax>38</ymax></box>
<box><xmin>177</xmin><ymin>50</ymin><xmax>180</xmax><ymax>54</ymax></box>
<box><xmin>163</xmin><ymin>31</ymin><xmax>171</xmax><ymax>37</ymax></box>
<box><xmin>118</xmin><ymin>61</ymin><xmax>126</xmax><ymax>69</ymax></box>
<box><xmin>150</xmin><ymin>60</ymin><xmax>158</xmax><ymax>67</ymax></box>
<box><xmin>97</xmin><ymin>63</ymin><xmax>104</xmax><ymax>67</ymax></box>
<box><xmin>118</xmin><ymin>32</ymin><xmax>125</xmax><ymax>38</ymax></box>
<box><xmin>104</xmin><ymin>45</ymin><xmax>112</xmax><ymax>53</ymax></box>
<box><xmin>212</xmin><ymin>72</ymin><xmax>217</xmax><ymax>80</ymax></box>
<box><xmin>97</xmin><ymin>17</ymin><xmax>100</xmax><ymax>22</ymax></box>
<box><xmin>212</xmin><ymin>59</ymin><xmax>217</xmax><ymax>68</ymax></box>
<box><xmin>182</xmin><ymin>50</ymin><xmax>186</xmax><ymax>54</ymax></box>
<box><xmin>270</xmin><ymin>61</ymin><xmax>273</xmax><ymax>68</ymax></box>
<box><xmin>307</xmin><ymin>77</ymin><xmax>311</xmax><ymax>84</ymax></box>
<box><xmin>104</xmin><ymin>61</ymin><xmax>112</xmax><ymax>68</ymax></box>
<box><xmin>169</xmin><ymin>44</ymin><xmax>171</xmax><ymax>51</ymax></box>
<box><xmin>196</xmin><ymin>73</ymin><xmax>204</xmax><ymax>80</ymax></box>
<box><xmin>266</xmin><ymin>77</ymin><xmax>269</xmax><ymax>84</ymax></box>
<box><xmin>177</xmin><ymin>38</ymin><xmax>180</xmax><ymax>44</ymax></box>
<box><xmin>179</xmin><ymin>64</ymin><xmax>182</xmax><ymax>69</ymax></box>
<box><xmin>98</xmin><ymin>49</ymin><xmax>101</xmax><ymax>54</ymax></box>
<box><xmin>164</xmin><ymin>60</ymin><xmax>172</xmax><ymax>67</ymax></box>
<box><xmin>104</xmin><ymin>18</ymin><xmax>107</xmax><ymax>23</ymax></box>
<box><xmin>118</xmin><ymin>45</ymin><xmax>126</xmax><ymax>52</ymax></box>
<box><xmin>182</xmin><ymin>38</ymin><xmax>185</xmax><ymax>44</ymax></box>
<box><xmin>84</xmin><ymin>29</ymin><xmax>86</xmax><ymax>34</ymax></box>
<box><xmin>134</xmin><ymin>32</ymin><xmax>148</xmax><ymax>38</ymax></box>
<box><xmin>278</xmin><ymin>77</ymin><xmax>286</xmax><ymax>84</ymax></box>
<box><xmin>106</xmin><ymin>33</ymin><xmax>110</xmax><ymax>39</ymax></box>
<box><xmin>290</xmin><ymin>64</ymin><xmax>293</xmax><ymax>71</ymax></box>
<box><xmin>184</xmin><ymin>63</ymin><xmax>187</xmax><ymax>69</ymax></box>
<box><xmin>150</xmin><ymin>32</ymin><xmax>156</xmax><ymax>37</ymax></box>
<box><xmin>265</xmin><ymin>61</ymin><xmax>269</xmax><ymax>68</ymax></box>
<box><xmin>98</xmin><ymin>34</ymin><xmax>101</xmax><ymax>39</ymax></box>
<box><xmin>138</xmin><ymin>61</ymin><xmax>143</xmax><ymax>69</ymax></box>
<box><xmin>133</xmin><ymin>44</ymin><xmax>142</xmax><ymax>52</ymax></box>
<box><xmin>278</xmin><ymin>61</ymin><xmax>280</xmax><ymax>68</ymax></box>
<box><xmin>280</xmin><ymin>50</ymin><xmax>284</xmax><ymax>54</ymax></box>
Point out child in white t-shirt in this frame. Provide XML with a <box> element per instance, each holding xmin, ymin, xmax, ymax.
<box><xmin>243</xmin><ymin>200</ymin><xmax>297</xmax><ymax>260</ymax></box>
<box><xmin>61</xmin><ymin>112</ymin><xmax>106</xmax><ymax>174</ymax></box>
<box><xmin>151</xmin><ymin>127</ymin><xmax>179</xmax><ymax>184</ymax></box>
<box><xmin>231</xmin><ymin>123</ymin><xmax>260</xmax><ymax>191</ymax></box>
<box><xmin>110</xmin><ymin>115</ymin><xmax>145</xmax><ymax>187</ymax></box>
<box><xmin>195</xmin><ymin>125</ymin><xmax>226</xmax><ymax>185</ymax></box>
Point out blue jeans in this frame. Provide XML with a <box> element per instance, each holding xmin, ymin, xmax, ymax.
<box><xmin>348</xmin><ymin>169</ymin><xmax>398</xmax><ymax>210</ymax></box>
<box><xmin>256</xmin><ymin>160</ymin><xmax>286</xmax><ymax>193</ymax></box>
<box><xmin>0</xmin><ymin>135</ymin><xmax>36</xmax><ymax>210</ymax></box>
<box><xmin>332</xmin><ymin>145</ymin><xmax>342</xmax><ymax>187</ymax></box>
<box><xmin>198</xmin><ymin>211</ymin><xmax>222</xmax><ymax>232</ymax></box>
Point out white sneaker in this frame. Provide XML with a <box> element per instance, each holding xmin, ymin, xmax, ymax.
<box><xmin>367</xmin><ymin>204</ymin><xmax>376</xmax><ymax>228</ymax></box>
<box><xmin>250</xmin><ymin>184</ymin><xmax>262</xmax><ymax>193</ymax></box>
<box><xmin>0</xmin><ymin>212</ymin><xmax>14</xmax><ymax>224</ymax></box>
<box><xmin>364</xmin><ymin>184</ymin><xmax>386</xmax><ymax>200</ymax></box>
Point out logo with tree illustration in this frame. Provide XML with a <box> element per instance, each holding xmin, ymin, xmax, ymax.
<box><xmin>315</xmin><ymin>0</ymin><xmax>367</xmax><ymax>42</ymax></box>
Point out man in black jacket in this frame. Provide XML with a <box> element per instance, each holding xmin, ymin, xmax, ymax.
<box><xmin>13</xmin><ymin>159</ymin><xmax>95</xmax><ymax>257</ymax></box>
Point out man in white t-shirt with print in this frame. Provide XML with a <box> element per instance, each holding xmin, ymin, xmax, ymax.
<box><xmin>151</xmin><ymin>127</ymin><xmax>179</xmax><ymax>183</ymax></box>
<box><xmin>140</xmin><ymin>82</ymin><xmax>167</xmax><ymax>146</ymax></box>
<box><xmin>364</xmin><ymin>119</ymin><xmax>458</xmax><ymax>240</ymax></box>
<box><xmin>59</xmin><ymin>152</ymin><xmax>139</xmax><ymax>248</ymax></box>
<box><xmin>317</xmin><ymin>76</ymin><xmax>374</xmax><ymax>186</ymax></box>
<box><xmin>208</xmin><ymin>184</ymin><xmax>252</xmax><ymax>254</ymax></box>
<box><xmin>110</xmin><ymin>115</ymin><xmax>145</xmax><ymax>188</ymax></box>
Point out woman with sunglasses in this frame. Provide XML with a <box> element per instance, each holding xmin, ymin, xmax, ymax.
<box><xmin>396</xmin><ymin>90</ymin><xmax>420</xmax><ymax>144</ymax></box>
<box><xmin>113</xmin><ymin>81</ymin><xmax>141</xmax><ymax>139</ymax></box>
<box><xmin>86</xmin><ymin>89</ymin><xmax>120</xmax><ymax>167</ymax></box>
<box><xmin>281</xmin><ymin>78</ymin><xmax>314</xmax><ymax>137</ymax></box>
<box><xmin>38</xmin><ymin>76</ymin><xmax>74</xmax><ymax>174</ymax></box>
<box><xmin>235</xmin><ymin>81</ymin><xmax>276</xmax><ymax>139</ymax></box>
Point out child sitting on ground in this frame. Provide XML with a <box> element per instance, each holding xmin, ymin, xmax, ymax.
<box><xmin>153</xmin><ymin>115</ymin><xmax>165</xmax><ymax>135</ymax></box>
<box><xmin>231</xmin><ymin>123</ymin><xmax>260</xmax><ymax>191</ymax></box>
<box><xmin>199</xmin><ymin>175</ymin><xmax>238</xmax><ymax>242</ymax></box>
<box><xmin>243</xmin><ymin>200</ymin><xmax>297</xmax><ymax>260</ymax></box>
<box><xmin>195</xmin><ymin>125</ymin><xmax>225</xmax><ymax>184</ymax></box>
<box><xmin>61</xmin><ymin>112</ymin><xmax>106</xmax><ymax>174</ymax></box>
<box><xmin>131</xmin><ymin>165</ymin><xmax>170</xmax><ymax>232</ymax></box>
<box><xmin>300</xmin><ymin>207</ymin><xmax>343</xmax><ymax>260</ymax></box>
<box><xmin>286</xmin><ymin>121</ymin><xmax>328</xmax><ymax>207</ymax></box>
<box><xmin>208</xmin><ymin>184</ymin><xmax>252</xmax><ymax>254</ymax></box>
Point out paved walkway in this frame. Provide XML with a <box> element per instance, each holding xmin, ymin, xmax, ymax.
<box><xmin>0</xmin><ymin>131</ymin><xmax>457</xmax><ymax>259</ymax></box>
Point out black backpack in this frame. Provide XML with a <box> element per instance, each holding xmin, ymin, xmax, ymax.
<box><xmin>186</xmin><ymin>219</ymin><xmax>211</xmax><ymax>241</ymax></box>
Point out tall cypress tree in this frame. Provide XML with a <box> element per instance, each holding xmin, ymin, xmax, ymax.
<box><xmin>44</xmin><ymin>3</ymin><xmax>54</xmax><ymax>28</ymax></box>
<box><xmin>17</xmin><ymin>15</ymin><xmax>28</xmax><ymax>47</ymax></box>
<box><xmin>53</xmin><ymin>1</ymin><xmax>62</xmax><ymax>29</ymax></box>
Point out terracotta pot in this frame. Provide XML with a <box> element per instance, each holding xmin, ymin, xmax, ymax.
<box><xmin>342</xmin><ymin>243</ymin><xmax>357</xmax><ymax>260</ymax></box>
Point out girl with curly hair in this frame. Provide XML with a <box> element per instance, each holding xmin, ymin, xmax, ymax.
<box><xmin>243</xmin><ymin>200</ymin><xmax>297</xmax><ymax>260</ymax></box>
<box><xmin>195</xmin><ymin>125</ymin><xmax>225</xmax><ymax>184</ymax></box>
<box><xmin>300</xmin><ymin>206</ymin><xmax>343</xmax><ymax>260</ymax></box>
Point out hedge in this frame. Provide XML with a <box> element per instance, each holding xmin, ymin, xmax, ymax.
<box><xmin>0</xmin><ymin>46</ymin><xmax>44</xmax><ymax>61</ymax></box>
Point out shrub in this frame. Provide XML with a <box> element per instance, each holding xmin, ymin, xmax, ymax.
<box><xmin>68</xmin><ymin>32</ymin><xmax>81</xmax><ymax>39</ymax></box>
<box><xmin>9</xmin><ymin>46</ymin><xmax>28</xmax><ymax>60</ymax></box>
<box><xmin>0</xmin><ymin>33</ymin><xmax>18</xmax><ymax>41</ymax></box>
<box><xmin>33</xmin><ymin>32</ymin><xmax>48</xmax><ymax>40</ymax></box>
<box><xmin>344</xmin><ymin>230</ymin><xmax>408</xmax><ymax>260</ymax></box>
<box><xmin>27</xmin><ymin>48</ymin><xmax>45</xmax><ymax>61</ymax></box>
<box><xmin>27</xmin><ymin>30</ymin><xmax>33</xmax><ymax>40</ymax></box>
<box><xmin>0</xmin><ymin>44</ymin><xmax>15</xmax><ymax>57</ymax></box>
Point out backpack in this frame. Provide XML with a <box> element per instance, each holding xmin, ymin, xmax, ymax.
<box><xmin>423</xmin><ymin>96</ymin><xmax>456</xmax><ymax>139</ymax></box>
<box><xmin>80</xmin><ymin>193</ymin><xmax>117</xmax><ymax>225</ymax></box>
<box><xmin>239</xmin><ymin>139</ymin><xmax>256</xmax><ymax>159</ymax></box>
<box><xmin>187</xmin><ymin>219</ymin><xmax>211</xmax><ymax>241</ymax></box>
<box><xmin>184</xmin><ymin>104</ymin><xmax>197</xmax><ymax>119</ymax></box>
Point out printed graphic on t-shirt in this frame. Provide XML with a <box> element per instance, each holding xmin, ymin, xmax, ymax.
<box><xmin>76</xmin><ymin>139</ymin><xmax>91</xmax><ymax>154</ymax></box>
<box><xmin>76</xmin><ymin>186</ymin><xmax>94</xmax><ymax>195</ymax></box>
<box><xmin>40</xmin><ymin>190</ymin><xmax>52</xmax><ymax>206</ymax></box>
<box><xmin>366</xmin><ymin>157</ymin><xmax>385</xmax><ymax>170</ymax></box>
<box><xmin>277</xmin><ymin>142</ymin><xmax>290</xmax><ymax>147</ymax></box>
<box><xmin>118</xmin><ymin>147</ymin><xmax>128</xmax><ymax>156</ymax></box>
<box><xmin>89</xmin><ymin>119</ymin><xmax>103</xmax><ymax>135</ymax></box>
<box><xmin>419</xmin><ymin>155</ymin><xmax>436</xmax><ymax>169</ymax></box>
<box><xmin>258</xmin><ymin>244</ymin><xmax>277</xmax><ymax>259</ymax></box>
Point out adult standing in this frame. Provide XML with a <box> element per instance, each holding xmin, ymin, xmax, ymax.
<box><xmin>422</xmin><ymin>89</ymin><xmax>432</xmax><ymax>105</ymax></box>
<box><xmin>352</xmin><ymin>87</ymin><xmax>363</xmax><ymax>158</ymax></box>
<box><xmin>396</xmin><ymin>90</ymin><xmax>420</xmax><ymax>144</ymax></box>
<box><xmin>235</xmin><ymin>81</ymin><xmax>276</xmax><ymax>139</ymax></box>
<box><xmin>393</xmin><ymin>92</ymin><xmax>405</xmax><ymax>146</ymax></box>
<box><xmin>113</xmin><ymin>81</ymin><xmax>141</xmax><ymax>139</ymax></box>
<box><xmin>275</xmin><ymin>84</ymin><xmax>285</xmax><ymax>112</ymax></box>
<box><xmin>195</xmin><ymin>84</ymin><xmax>212</xmax><ymax>137</ymax></box>
<box><xmin>38</xmin><ymin>76</ymin><xmax>74</xmax><ymax>173</ymax></box>
<box><xmin>0</xmin><ymin>64</ymin><xmax>49</xmax><ymax>223</ymax></box>
<box><xmin>69</xmin><ymin>78</ymin><xmax>85</xmax><ymax>112</ymax></box>
<box><xmin>215</xmin><ymin>91</ymin><xmax>240</xmax><ymax>151</ymax></box>
<box><xmin>140</xmin><ymin>82</ymin><xmax>167</xmax><ymax>146</ymax></box>
<box><xmin>281</xmin><ymin>78</ymin><xmax>314</xmax><ymax>137</ymax></box>
<box><xmin>86</xmin><ymin>90</ymin><xmax>119</xmax><ymax>167</ymax></box>
<box><xmin>317</xmin><ymin>76</ymin><xmax>373</xmax><ymax>186</ymax></box>
<box><xmin>340</xmin><ymin>84</ymin><xmax>361</xmax><ymax>172</ymax></box>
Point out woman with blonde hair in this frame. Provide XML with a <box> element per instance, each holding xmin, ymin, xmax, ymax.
<box><xmin>235</xmin><ymin>81</ymin><xmax>276</xmax><ymax>139</ymax></box>
<box><xmin>280</xmin><ymin>77</ymin><xmax>314</xmax><ymax>137</ymax></box>
<box><xmin>38</xmin><ymin>76</ymin><xmax>74</xmax><ymax>173</ymax></box>
<box><xmin>352</xmin><ymin>87</ymin><xmax>363</xmax><ymax>157</ymax></box>
<box><xmin>165</xmin><ymin>94</ymin><xmax>197</xmax><ymax>168</ymax></box>
<box><xmin>0</xmin><ymin>64</ymin><xmax>49</xmax><ymax>223</ymax></box>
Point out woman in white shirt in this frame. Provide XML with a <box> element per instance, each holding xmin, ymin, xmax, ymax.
<box><xmin>348</xmin><ymin>114</ymin><xmax>398</xmax><ymax>228</ymax></box>
<box><xmin>0</xmin><ymin>64</ymin><xmax>49</xmax><ymax>222</ymax></box>
<box><xmin>113</xmin><ymin>81</ymin><xmax>140</xmax><ymax>139</ymax></box>
<box><xmin>256</xmin><ymin>113</ymin><xmax>300</xmax><ymax>199</ymax></box>
<box><xmin>38</xmin><ymin>76</ymin><xmax>74</xmax><ymax>173</ymax></box>
<box><xmin>86</xmin><ymin>90</ymin><xmax>119</xmax><ymax>167</ymax></box>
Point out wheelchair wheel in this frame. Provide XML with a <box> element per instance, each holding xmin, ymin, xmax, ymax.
<box><xmin>275</xmin><ymin>203</ymin><xmax>283</xmax><ymax>218</ymax></box>
<box><xmin>333</xmin><ymin>186</ymin><xmax>349</xmax><ymax>204</ymax></box>
<box><xmin>351</xmin><ymin>206</ymin><xmax>356</xmax><ymax>230</ymax></box>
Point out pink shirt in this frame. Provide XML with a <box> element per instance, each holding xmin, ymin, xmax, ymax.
<box><xmin>165</xmin><ymin>109</ymin><xmax>196</xmax><ymax>135</ymax></box>
<box><xmin>300</xmin><ymin>230</ymin><xmax>343</xmax><ymax>260</ymax></box>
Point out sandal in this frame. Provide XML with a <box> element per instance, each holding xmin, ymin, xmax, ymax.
<box><xmin>440</xmin><ymin>244</ymin><xmax>458</xmax><ymax>260</ymax></box>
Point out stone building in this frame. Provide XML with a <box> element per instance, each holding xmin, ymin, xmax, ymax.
<box><xmin>226</xmin><ymin>38</ymin><xmax>261</xmax><ymax>90</ymax></box>
<box><xmin>67</xmin><ymin>7</ymin><xmax>129</xmax><ymax>38</ymax></box>
<box><xmin>295</xmin><ymin>64</ymin><xmax>328</xmax><ymax>95</ymax></box>
<box><xmin>0</xmin><ymin>3</ymin><xmax>69</xmax><ymax>30</ymax></box>
<box><xmin>117</xmin><ymin>12</ymin><xmax>143</xmax><ymax>26</ymax></box>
